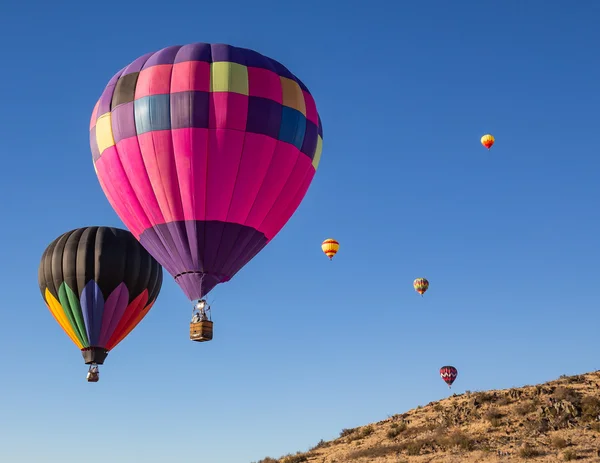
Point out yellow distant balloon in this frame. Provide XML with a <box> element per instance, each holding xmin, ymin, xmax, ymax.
<box><xmin>321</xmin><ymin>239</ymin><xmax>339</xmax><ymax>260</ymax></box>
<box><xmin>481</xmin><ymin>134</ymin><xmax>495</xmax><ymax>150</ymax></box>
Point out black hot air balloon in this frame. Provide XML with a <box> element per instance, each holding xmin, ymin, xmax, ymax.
<box><xmin>38</xmin><ymin>227</ymin><xmax>163</xmax><ymax>382</ymax></box>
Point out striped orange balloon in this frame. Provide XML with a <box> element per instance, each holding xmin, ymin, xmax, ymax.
<box><xmin>321</xmin><ymin>239</ymin><xmax>339</xmax><ymax>260</ymax></box>
<box><xmin>413</xmin><ymin>277</ymin><xmax>429</xmax><ymax>296</ymax></box>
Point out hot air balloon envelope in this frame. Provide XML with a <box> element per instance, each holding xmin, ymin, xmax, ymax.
<box><xmin>90</xmin><ymin>43</ymin><xmax>323</xmax><ymax>302</ymax></box>
<box><xmin>481</xmin><ymin>134</ymin><xmax>495</xmax><ymax>149</ymax></box>
<box><xmin>440</xmin><ymin>365</ymin><xmax>458</xmax><ymax>387</ymax></box>
<box><xmin>321</xmin><ymin>238</ymin><xmax>339</xmax><ymax>260</ymax></box>
<box><xmin>38</xmin><ymin>227</ymin><xmax>163</xmax><ymax>365</ymax></box>
<box><xmin>413</xmin><ymin>277</ymin><xmax>429</xmax><ymax>295</ymax></box>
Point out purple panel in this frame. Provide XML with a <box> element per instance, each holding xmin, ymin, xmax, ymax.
<box><xmin>217</xmin><ymin>222</ymin><xmax>263</xmax><ymax>276</ymax></box>
<box><xmin>269</xmin><ymin>58</ymin><xmax>294</xmax><ymax>80</ymax></box>
<box><xmin>170</xmin><ymin>91</ymin><xmax>210</xmax><ymax>129</ymax></box>
<box><xmin>80</xmin><ymin>280</ymin><xmax>104</xmax><ymax>345</ymax></box>
<box><xmin>98</xmin><ymin>283</ymin><xmax>129</xmax><ymax>346</ymax></box>
<box><xmin>300</xmin><ymin>120</ymin><xmax>318</xmax><ymax>159</ymax></box>
<box><xmin>90</xmin><ymin>126</ymin><xmax>100</xmax><ymax>162</ymax></box>
<box><xmin>122</xmin><ymin>52</ymin><xmax>154</xmax><ymax>75</ymax></box>
<box><xmin>138</xmin><ymin>220</ymin><xmax>267</xmax><ymax>300</ymax></box>
<box><xmin>246</xmin><ymin>96</ymin><xmax>282</xmax><ymax>140</ymax></box>
<box><xmin>142</xmin><ymin>45</ymin><xmax>182</xmax><ymax>69</ymax></box>
<box><xmin>241</xmin><ymin>47</ymin><xmax>273</xmax><ymax>70</ymax></box>
<box><xmin>211</xmin><ymin>43</ymin><xmax>248</xmax><ymax>65</ymax></box>
<box><xmin>223</xmin><ymin>236</ymin><xmax>267</xmax><ymax>280</ymax></box>
<box><xmin>97</xmin><ymin>68</ymin><xmax>125</xmax><ymax>115</ymax></box>
<box><xmin>111</xmin><ymin>101</ymin><xmax>137</xmax><ymax>143</ymax></box>
<box><xmin>175</xmin><ymin>273</ymin><xmax>224</xmax><ymax>301</ymax></box>
<box><xmin>174</xmin><ymin>43</ymin><xmax>213</xmax><ymax>63</ymax></box>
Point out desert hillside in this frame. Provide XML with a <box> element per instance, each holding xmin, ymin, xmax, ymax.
<box><xmin>252</xmin><ymin>372</ymin><xmax>600</xmax><ymax>462</ymax></box>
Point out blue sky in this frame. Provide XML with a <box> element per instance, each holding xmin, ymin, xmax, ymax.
<box><xmin>1</xmin><ymin>1</ymin><xmax>599</xmax><ymax>462</ymax></box>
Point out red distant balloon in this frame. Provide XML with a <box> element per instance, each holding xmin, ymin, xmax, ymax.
<box><xmin>440</xmin><ymin>366</ymin><xmax>458</xmax><ymax>388</ymax></box>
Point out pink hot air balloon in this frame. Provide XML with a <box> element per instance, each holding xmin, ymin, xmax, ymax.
<box><xmin>90</xmin><ymin>43</ymin><xmax>323</xmax><ymax>335</ymax></box>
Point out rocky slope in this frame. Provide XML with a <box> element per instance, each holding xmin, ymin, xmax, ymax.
<box><xmin>252</xmin><ymin>372</ymin><xmax>600</xmax><ymax>462</ymax></box>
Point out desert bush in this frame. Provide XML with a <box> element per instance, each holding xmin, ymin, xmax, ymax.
<box><xmin>405</xmin><ymin>440</ymin><xmax>424</xmax><ymax>456</ymax></box>
<box><xmin>346</xmin><ymin>444</ymin><xmax>405</xmax><ymax>460</ymax></box>
<box><xmin>518</xmin><ymin>444</ymin><xmax>542</xmax><ymax>458</ymax></box>
<box><xmin>561</xmin><ymin>374</ymin><xmax>584</xmax><ymax>384</ymax></box>
<box><xmin>524</xmin><ymin>417</ymin><xmax>550</xmax><ymax>434</ymax></box>
<box><xmin>475</xmin><ymin>392</ymin><xmax>496</xmax><ymax>403</ymax></box>
<box><xmin>485</xmin><ymin>408</ymin><xmax>503</xmax><ymax>427</ymax></box>
<box><xmin>549</xmin><ymin>412</ymin><xmax>575</xmax><ymax>430</ymax></box>
<box><xmin>497</xmin><ymin>396</ymin><xmax>511</xmax><ymax>406</ymax></box>
<box><xmin>360</xmin><ymin>425</ymin><xmax>374</xmax><ymax>437</ymax></box>
<box><xmin>339</xmin><ymin>427</ymin><xmax>356</xmax><ymax>438</ymax></box>
<box><xmin>442</xmin><ymin>431</ymin><xmax>474</xmax><ymax>450</ymax></box>
<box><xmin>345</xmin><ymin>425</ymin><xmax>374</xmax><ymax>442</ymax></box>
<box><xmin>562</xmin><ymin>449</ymin><xmax>577</xmax><ymax>461</ymax></box>
<box><xmin>280</xmin><ymin>453</ymin><xmax>308</xmax><ymax>463</ymax></box>
<box><xmin>515</xmin><ymin>401</ymin><xmax>537</xmax><ymax>416</ymax></box>
<box><xmin>309</xmin><ymin>439</ymin><xmax>329</xmax><ymax>450</ymax></box>
<box><xmin>553</xmin><ymin>387</ymin><xmax>580</xmax><ymax>404</ymax></box>
<box><xmin>581</xmin><ymin>396</ymin><xmax>600</xmax><ymax>421</ymax></box>
<box><xmin>386</xmin><ymin>422</ymin><xmax>407</xmax><ymax>438</ymax></box>
<box><xmin>590</xmin><ymin>422</ymin><xmax>600</xmax><ymax>432</ymax></box>
<box><xmin>551</xmin><ymin>436</ymin><xmax>568</xmax><ymax>449</ymax></box>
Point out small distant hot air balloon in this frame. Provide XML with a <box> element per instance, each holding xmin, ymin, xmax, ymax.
<box><xmin>321</xmin><ymin>238</ymin><xmax>339</xmax><ymax>260</ymax></box>
<box><xmin>413</xmin><ymin>277</ymin><xmax>429</xmax><ymax>296</ymax></box>
<box><xmin>481</xmin><ymin>134</ymin><xmax>495</xmax><ymax>150</ymax></box>
<box><xmin>440</xmin><ymin>366</ymin><xmax>458</xmax><ymax>388</ymax></box>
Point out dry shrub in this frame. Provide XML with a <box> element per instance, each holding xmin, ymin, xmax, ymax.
<box><xmin>387</xmin><ymin>422</ymin><xmax>407</xmax><ymax>438</ymax></box>
<box><xmin>347</xmin><ymin>444</ymin><xmax>404</xmax><ymax>460</ymax></box>
<box><xmin>518</xmin><ymin>443</ymin><xmax>542</xmax><ymax>458</ymax></box>
<box><xmin>561</xmin><ymin>374</ymin><xmax>584</xmax><ymax>384</ymax></box>
<box><xmin>497</xmin><ymin>396</ymin><xmax>512</xmax><ymax>406</ymax></box>
<box><xmin>442</xmin><ymin>430</ymin><xmax>474</xmax><ymax>450</ymax></box>
<box><xmin>515</xmin><ymin>401</ymin><xmax>537</xmax><ymax>416</ymax></box>
<box><xmin>309</xmin><ymin>439</ymin><xmax>329</xmax><ymax>451</ymax></box>
<box><xmin>405</xmin><ymin>440</ymin><xmax>426</xmax><ymax>456</ymax></box>
<box><xmin>339</xmin><ymin>428</ymin><xmax>356</xmax><ymax>438</ymax></box>
<box><xmin>551</xmin><ymin>436</ymin><xmax>568</xmax><ymax>449</ymax></box>
<box><xmin>485</xmin><ymin>408</ymin><xmax>503</xmax><ymax>427</ymax></box>
<box><xmin>345</xmin><ymin>425</ymin><xmax>374</xmax><ymax>442</ymax></box>
<box><xmin>524</xmin><ymin>417</ymin><xmax>550</xmax><ymax>434</ymax></box>
<box><xmin>590</xmin><ymin>422</ymin><xmax>600</xmax><ymax>432</ymax></box>
<box><xmin>581</xmin><ymin>396</ymin><xmax>600</xmax><ymax>421</ymax></box>
<box><xmin>474</xmin><ymin>392</ymin><xmax>496</xmax><ymax>403</ymax></box>
<box><xmin>280</xmin><ymin>453</ymin><xmax>308</xmax><ymax>463</ymax></box>
<box><xmin>563</xmin><ymin>449</ymin><xmax>577</xmax><ymax>460</ymax></box>
<box><xmin>553</xmin><ymin>387</ymin><xmax>580</xmax><ymax>404</ymax></box>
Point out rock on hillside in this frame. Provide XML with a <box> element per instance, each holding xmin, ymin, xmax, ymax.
<box><xmin>252</xmin><ymin>372</ymin><xmax>600</xmax><ymax>462</ymax></box>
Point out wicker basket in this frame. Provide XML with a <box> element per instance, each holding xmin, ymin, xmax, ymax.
<box><xmin>190</xmin><ymin>320</ymin><xmax>213</xmax><ymax>342</ymax></box>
